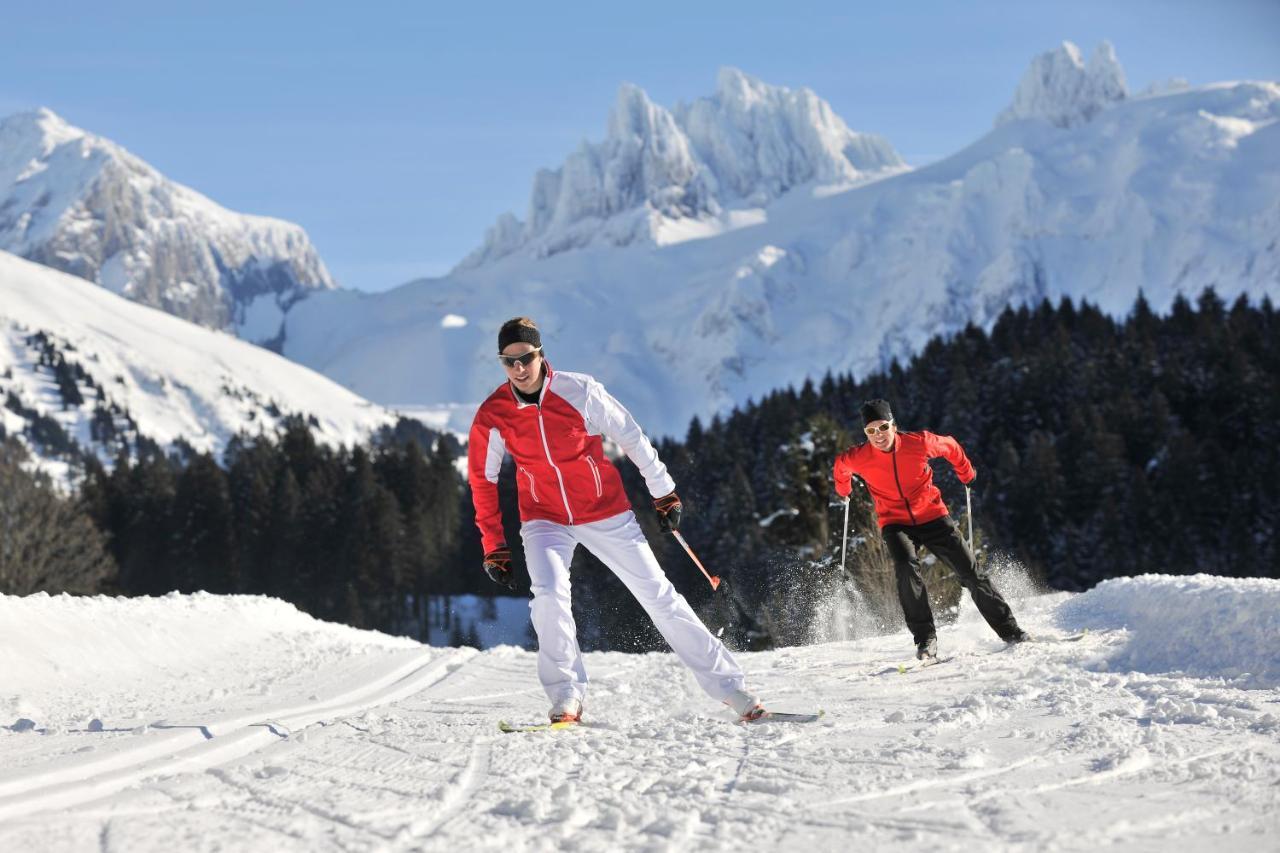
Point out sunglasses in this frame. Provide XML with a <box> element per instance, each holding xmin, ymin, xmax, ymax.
<box><xmin>864</xmin><ymin>420</ymin><xmax>894</xmax><ymax>436</ymax></box>
<box><xmin>498</xmin><ymin>347</ymin><xmax>542</xmax><ymax>368</ymax></box>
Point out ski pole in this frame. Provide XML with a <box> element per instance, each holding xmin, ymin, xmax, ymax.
<box><xmin>671</xmin><ymin>530</ymin><xmax>721</xmax><ymax>590</ymax></box>
<box><xmin>840</xmin><ymin>497</ymin><xmax>850</xmax><ymax>572</ymax></box>
<box><xmin>965</xmin><ymin>484</ymin><xmax>974</xmax><ymax>553</ymax></box>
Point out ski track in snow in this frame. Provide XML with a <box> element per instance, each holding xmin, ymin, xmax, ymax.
<box><xmin>2</xmin><ymin>587</ymin><xmax>1279</xmax><ymax>851</ymax></box>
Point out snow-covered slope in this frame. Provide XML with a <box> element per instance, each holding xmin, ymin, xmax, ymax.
<box><xmin>0</xmin><ymin>109</ymin><xmax>335</xmax><ymax>343</ymax></box>
<box><xmin>0</xmin><ymin>250</ymin><xmax>394</xmax><ymax>474</ymax></box>
<box><xmin>459</xmin><ymin>67</ymin><xmax>906</xmax><ymax>267</ymax></box>
<box><xmin>1</xmin><ymin>574</ymin><xmax>1277</xmax><ymax>849</ymax></box>
<box><xmin>282</xmin><ymin>44</ymin><xmax>1280</xmax><ymax>438</ymax></box>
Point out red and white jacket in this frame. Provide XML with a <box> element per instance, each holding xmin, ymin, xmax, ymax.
<box><xmin>833</xmin><ymin>430</ymin><xmax>976</xmax><ymax>529</ymax></box>
<box><xmin>467</xmin><ymin>364</ymin><xmax>676</xmax><ymax>554</ymax></box>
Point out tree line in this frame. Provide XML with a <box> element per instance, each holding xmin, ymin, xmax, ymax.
<box><xmin>638</xmin><ymin>288</ymin><xmax>1278</xmax><ymax>646</ymax></box>
<box><xmin>2</xmin><ymin>288</ymin><xmax>1275</xmax><ymax>651</ymax></box>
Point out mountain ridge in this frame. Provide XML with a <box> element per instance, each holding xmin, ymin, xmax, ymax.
<box><xmin>0</xmin><ymin>249</ymin><xmax>394</xmax><ymax>479</ymax></box>
<box><xmin>280</xmin><ymin>43</ymin><xmax>1280</xmax><ymax>438</ymax></box>
<box><xmin>0</xmin><ymin>108</ymin><xmax>335</xmax><ymax>343</ymax></box>
<box><xmin>458</xmin><ymin>67</ymin><xmax>906</xmax><ymax>268</ymax></box>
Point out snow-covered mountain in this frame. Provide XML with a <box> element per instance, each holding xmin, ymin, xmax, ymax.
<box><xmin>0</xmin><ymin>250</ymin><xmax>394</xmax><ymax>478</ymax></box>
<box><xmin>996</xmin><ymin>40</ymin><xmax>1127</xmax><ymax>127</ymax></box>
<box><xmin>459</xmin><ymin>67</ymin><xmax>906</xmax><ymax>267</ymax></box>
<box><xmin>0</xmin><ymin>108</ymin><xmax>335</xmax><ymax>344</ymax></box>
<box><xmin>280</xmin><ymin>44</ymin><xmax>1280</xmax><ymax>439</ymax></box>
<box><xmin>2</xmin><ymin>575</ymin><xmax>1278</xmax><ymax>847</ymax></box>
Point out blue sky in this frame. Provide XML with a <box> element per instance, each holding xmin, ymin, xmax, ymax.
<box><xmin>5</xmin><ymin>1</ymin><xmax>1278</xmax><ymax>291</ymax></box>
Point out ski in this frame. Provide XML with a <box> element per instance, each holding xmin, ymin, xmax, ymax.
<box><xmin>746</xmin><ymin>710</ymin><xmax>825</xmax><ymax>724</ymax></box>
<box><xmin>901</xmin><ymin>655</ymin><xmax>953</xmax><ymax>673</ymax></box>
<box><xmin>498</xmin><ymin>719</ymin><xmax>581</xmax><ymax>734</ymax></box>
<box><xmin>1007</xmin><ymin>630</ymin><xmax>1090</xmax><ymax>647</ymax></box>
<box><xmin>872</xmin><ymin>655</ymin><xmax>954</xmax><ymax>676</ymax></box>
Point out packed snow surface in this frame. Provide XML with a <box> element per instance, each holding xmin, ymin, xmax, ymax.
<box><xmin>2</xmin><ymin>574</ymin><xmax>1277</xmax><ymax>851</ymax></box>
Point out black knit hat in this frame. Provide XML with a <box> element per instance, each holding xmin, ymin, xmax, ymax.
<box><xmin>498</xmin><ymin>317</ymin><xmax>541</xmax><ymax>352</ymax></box>
<box><xmin>860</xmin><ymin>398</ymin><xmax>893</xmax><ymax>426</ymax></box>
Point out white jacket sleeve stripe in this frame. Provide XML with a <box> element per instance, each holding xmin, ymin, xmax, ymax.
<box><xmin>585</xmin><ymin>378</ymin><xmax>676</xmax><ymax>499</ymax></box>
<box><xmin>485</xmin><ymin>427</ymin><xmax>506</xmax><ymax>484</ymax></box>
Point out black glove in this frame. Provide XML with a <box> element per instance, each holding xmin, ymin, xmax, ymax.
<box><xmin>654</xmin><ymin>492</ymin><xmax>682</xmax><ymax>532</ymax></box>
<box><xmin>483</xmin><ymin>548</ymin><xmax>517</xmax><ymax>591</ymax></box>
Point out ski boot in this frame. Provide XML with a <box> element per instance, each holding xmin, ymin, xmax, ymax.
<box><xmin>548</xmin><ymin>697</ymin><xmax>582</xmax><ymax>724</ymax></box>
<box><xmin>916</xmin><ymin>636</ymin><xmax>938</xmax><ymax>661</ymax></box>
<box><xmin>724</xmin><ymin>688</ymin><xmax>765</xmax><ymax>721</ymax></box>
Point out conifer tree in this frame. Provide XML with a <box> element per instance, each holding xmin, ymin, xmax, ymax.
<box><xmin>171</xmin><ymin>452</ymin><xmax>236</xmax><ymax>593</ymax></box>
<box><xmin>265</xmin><ymin>464</ymin><xmax>303</xmax><ymax>601</ymax></box>
<box><xmin>0</xmin><ymin>438</ymin><xmax>115</xmax><ymax>594</ymax></box>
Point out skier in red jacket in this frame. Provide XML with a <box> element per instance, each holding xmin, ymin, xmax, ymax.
<box><xmin>833</xmin><ymin>399</ymin><xmax>1027</xmax><ymax>660</ymax></box>
<box><xmin>468</xmin><ymin>317</ymin><xmax>764</xmax><ymax>722</ymax></box>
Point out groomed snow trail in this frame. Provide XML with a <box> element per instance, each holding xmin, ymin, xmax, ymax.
<box><xmin>2</xmin><ymin>578</ymin><xmax>1278</xmax><ymax>852</ymax></box>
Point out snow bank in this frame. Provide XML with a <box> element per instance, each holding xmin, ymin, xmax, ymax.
<box><xmin>1058</xmin><ymin>574</ymin><xmax>1280</xmax><ymax>686</ymax></box>
<box><xmin>3</xmin><ymin>582</ymin><xmax>1280</xmax><ymax>850</ymax></box>
<box><xmin>0</xmin><ymin>592</ymin><xmax>417</xmax><ymax>728</ymax></box>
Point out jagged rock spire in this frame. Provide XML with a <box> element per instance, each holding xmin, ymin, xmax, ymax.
<box><xmin>996</xmin><ymin>41</ymin><xmax>1127</xmax><ymax>128</ymax></box>
<box><xmin>460</xmin><ymin>69</ymin><xmax>905</xmax><ymax>268</ymax></box>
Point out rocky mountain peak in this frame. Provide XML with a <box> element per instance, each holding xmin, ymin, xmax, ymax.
<box><xmin>459</xmin><ymin>69</ymin><xmax>905</xmax><ymax>269</ymax></box>
<box><xmin>0</xmin><ymin>108</ymin><xmax>335</xmax><ymax>345</ymax></box>
<box><xmin>997</xmin><ymin>41</ymin><xmax>1128</xmax><ymax>128</ymax></box>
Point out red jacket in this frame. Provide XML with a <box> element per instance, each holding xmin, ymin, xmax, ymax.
<box><xmin>833</xmin><ymin>430</ymin><xmax>975</xmax><ymax>528</ymax></box>
<box><xmin>467</xmin><ymin>364</ymin><xmax>675</xmax><ymax>554</ymax></box>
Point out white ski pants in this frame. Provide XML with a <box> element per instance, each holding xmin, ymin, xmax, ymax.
<box><xmin>520</xmin><ymin>510</ymin><xmax>747</xmax><ymax>706</ymax></box>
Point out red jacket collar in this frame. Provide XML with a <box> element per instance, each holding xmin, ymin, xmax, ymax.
<box><xmin>509</xmin><ymin>362</ymin><xmax>553</xmax><ymax>408</ymax></box>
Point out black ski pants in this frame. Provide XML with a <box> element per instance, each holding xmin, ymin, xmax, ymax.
<box><xmin>881</xmin><ymin>515</ymin><xmax>1019</xmax><ymax>645</ymax></box>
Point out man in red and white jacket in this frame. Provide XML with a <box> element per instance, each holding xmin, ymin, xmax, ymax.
<box><xmin>468</xmin><ymin>317</ymin><xmax>763</xmax><ymax>722</ymax></box>
<box><xmin>833</xmin><ymin>399</ymin><xmax>1026</xmax><ymax>660</ymax></box>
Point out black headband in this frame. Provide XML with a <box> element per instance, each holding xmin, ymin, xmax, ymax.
<box><xmin>498</xmin><ymin>324</ymin><xmax>541</xmax><ymax>352</ymax></box>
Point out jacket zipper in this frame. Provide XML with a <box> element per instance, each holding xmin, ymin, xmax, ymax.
<box><xmin>891</xmin><ymin>444</ymin><xmax>918</xmax><ymax>526</ymax></box>
<box><xmin>534</xmin><ymin>382</ymin><xmax>574</xmax><ymax>524</ymax></box>
<box><xmin>520</xmin><ymin>467</ymin><xmax>539</xmax><ymax>502</ymax></box>
<box><xmin>585</xmin><ymin>456</ymin><xmax>602</xmax><ymax>498</ymax></box>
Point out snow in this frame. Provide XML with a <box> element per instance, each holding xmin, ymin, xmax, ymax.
<box><xmin>0</xmin><ymin>108</ymin><xmax>335</xmax><ymax>334</ymax></box>
<box><xmin>281</xmin><ymin>51</ymin><xmax>1280</xmax><ymax>439</ymax></box>
<box><xmin>457</xmin><ymin>67</ymin><xmax>905</xmax><ymax>268</ymax></box>
<box><xmin>651</xmin><ymin>205</ymin><xmax>767</xmax><ymax>246</ymax></box>
<box><xmin>390</xmin><ymin>402</ymin><xmax>480</xmax><ymax>437</ymax></box>
<box><xmin>757</xmin><ymin>507</ymin><xmax>799</xmax><ymax>528</ymax></box>
<box><xmin>1059</xmin><ymin>574</ymin><xmax>1280</xmax><ymax>687</ymax></box>
<box><xmin>0</xmin><ymin>250</ymin><xmax>395</xmax><ymax>469</ymax></box>
<box><xmin>996</xmin><ymin>41</ymin><xmax>1127</xmax><ymax>128</ymax></box>
<box><xmin>1</xmin><ymin>574</ymin><xmax>1277</xmax><ymax>850</ymax></box>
